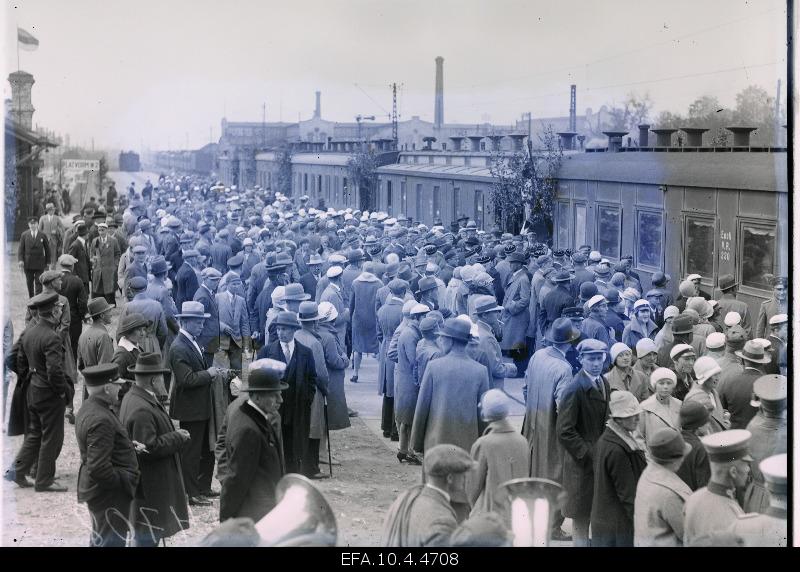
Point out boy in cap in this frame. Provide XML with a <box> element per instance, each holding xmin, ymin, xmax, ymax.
<box><xmin>381</xmin><ymin>444</ymin><xmax>476</xmax><ymax>547</ymax></box>
<box><xmin>633</xmin><ymin>427</ymin><xmax>693</xmax><ymax>546</ymax></box>
<box><xmin>556</xmin><ymin>338</ymin><xmax>610</xmax><ymax>546</ymax></box>
<box><xmin>591</xmin><ymin>391</ymin><xmax>647</xmax><ymax>547</ymax></box>
<box><xmin>75</xmin><ymin>363</ymin><xmax>140</xmax><ymax>546</ymax></box>
<box><xmin>684</xmin><ymin>429</ymin><xmax>753</xmax><ymax>546</ymax></box>
<box><xmin>466</xmin><ymin>390</ymin><xmax>530</xmax><ymax>516</ymax></box>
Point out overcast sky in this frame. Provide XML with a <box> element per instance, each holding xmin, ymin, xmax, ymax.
<box><xmin>3</xmin><ymin>0</ymin><xmax>788</xmax><ymax>150</ymax></box>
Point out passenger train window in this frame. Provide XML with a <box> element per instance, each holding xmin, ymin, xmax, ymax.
<box><xmin>387</xmin><ymin>180</ymin><xmax>393</xmax><ymax>216</ymax></box>
<box><xmin>739</xmin><ymin>222</ymin><xmax>777</xmax><ymax>290</ymax></box>
<box><xmin>636</xmin><ymin>210</ymin><xmax>664</xmax><ymax>270</ymax></box>
<box><xmin>574</xmin><ymin>204</ymin><xmax>587</xmax><ymax>248</ymax></box>
<box><xmin>597</xmin><ymin>205</ymin><xmax>621</xmax><ymax>260</ymax></box>
<box><xmin>556</xmin><ymin>202</ymin><xmax>571</xmax><ymax>250</ymax></box>
<box><xmin>684</xmin><ymin>216</ymin><xmax>715</xmax><ymax>279</ymax></box>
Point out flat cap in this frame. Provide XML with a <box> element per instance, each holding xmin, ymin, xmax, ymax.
<box><xmin>579</xmin><ymin>282</ymin><xmax>599</xmax><ymax>299</ymax></box>
<box><xmin>326</xmin><ymin>266</ymin><xmax>343</xmax><ymax>278</ymax></box>
<box><xmin>769</xmin><ymin>313</ymin><xmax>788</xmax><ymax>326</ymax></box>
<box><xmin>200</xmin><ymin>267</ymin><xmax>223</xmax><ymax>279</ymax></box>
<box><xmin>585</xmin><ymin>294</ymin><xmax>608</xmax><ymax>310</ymax></box>
<box><xmin>227</xmin><ymin>254</ymin><xmax>244</xmax><ymax>267</ymax></box>
<box><xmin>132</xmin><ymin>245</ymin><xmax>148</xmax><ymax>254</ymax></box>
<box><xmin>680</xmin><ymin>400</ymin><xmax>710</xmax><ymax>431</ymax></box>
<box><xmin>58</xmin><ymin>254</ymin><xmax>78</xmax><ymax>267</ymax></box>
<box><xmin>423</xmin><ymin>444</ymin><xmax>477</xmax><ymax>477</ymax></box>
<box><xmin>82</xmin><ymin>363</ymin><xmax>124</xmax><ymax>387</ymax></box>
<box><xmin>388</xmin><ymin>278</ymin><xmax>408</xmax><ymax>296</ymax></box>
<box><xmin>577</xmin><ymin>338</ymin><xmax>607</xmax><ymax>355</ymax></box>
<box><xmin>39</xmin><ymin>269</ymin><xmax>63</xmax><ymax>284</ymax></box>
<box><xmin>128</xmin><ymin>276</ymin><xmax>148</xmax><ymax>290</ymax></box>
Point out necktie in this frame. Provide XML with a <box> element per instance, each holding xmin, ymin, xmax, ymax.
<box><xmin>283</xmin><ymin>343</ymin><xmax>292</xmax><ymax>363</ymax></box>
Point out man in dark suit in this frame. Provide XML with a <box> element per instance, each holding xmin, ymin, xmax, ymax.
<box><xmin>556</xmin><ymin>338</ymin><xmax>611</xmax><ymax>547</ymax></box>
<box><xmin>175</xmin><ymin>249</ymin><xmax>201</xmax><ymax>309</ymax></box>
<box><xmin>719</xmin><ymin>340</ymin><xmax>771</xmax><ymax>430</ymax></box>
<box><xmin>57</xmin><ymin>254</ymin><xmax>88</xmax><ymax>361</ymax></box>
<box><xmin>219</xmin><ymin>358</ymin><xmax>287</xmax><ymax>522</ymax></box>
<box><xmin>75</xmin><ymin>363</ymin><xmax>139</xmax><ymax>547</ymax></box>
<box><xmin>18</xmin><ymin>216</ymin><xmax>51</xmax><ymax>297</ymax></box>
<box><xmin>168</xmin><ymin>301</ymin><xmax>230</xmax><ymax>506</ymax></box>
<box><xmin>298</xmin><ymin>254</ymin><xmax>323</xmax><ymax>298</ymax></box>
<box><xmin>258</xmin><ymin>311</ymin><xmax>318</xmax><ymax>477</ymax></box>
<box><xmin>539</xmin><ymin>270</ymin><xmax>576</xmax><ymax>340</ymax></box>
<box><xmin>194</xmin><ymin>267</ymin><xmax>229</xmax><ymax>366</ymax></box>
<box><xmin>68</xmin><ymin>222</ymin><xmax>92</xmax><ymax>294</ymax></box>
<box><xmin>120</xmin><ymin>352</ymin><xmax>190</xmax><ymax>546</ymax></box>
<box><xmin>4</xmin><ymin>292</ymin><xmax>70</xmax><ymax>492</ymax></box>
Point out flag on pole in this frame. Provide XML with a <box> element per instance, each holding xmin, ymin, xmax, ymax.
<box><xmin>18</xmin><ymin>28</ymin><xmax>39</xmax><ymax>51</ymax></box>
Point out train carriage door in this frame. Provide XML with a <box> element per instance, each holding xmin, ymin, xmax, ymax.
<box><xmin>682</xmin><ymin>214</ymin><xmax>717</xmax><ymax>289</ymax></box>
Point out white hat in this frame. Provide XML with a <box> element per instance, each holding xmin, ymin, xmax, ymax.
<box><xmin>752</xmin><ymin>338</ymin><xmax>772</xmax><ymax>350</ymax></box>
<box><xmin>402</xmin><ymin>300</ymin><xmax>417</xmax><ymax>316</ymax></box>
<box><xmin>455</xmin><ymin>314</ymin><xmax>472</xmax><ymax>325</ymax></box>
<box><xmin>705</xmin><ymin>332</ymin><xmax>726</xmax><ymax>350</ymax></box>
<box><xmin>588</xmin><ymin>251</ymin><xmax>602</xmax><ymax>261</ymax></box>
<box><xmin>635</xmin><ymin>338</ymin><xmax>658</xmax><ymax>358</ymax></box>
<box><xmin>328</xmin><ymin>254</ymin><xmax>347</xmax><ymax>264</ymax></box>
<box><xmin>410</xmin><ymin>303</ymin><xmax>430</xmax><ymax>316</ymax></box>
<box><xmin>271</xmin><ymin>286</ymin><xmax>286</xmax><ymax>308</ymax></box>
<box><xmin>724</xmin><ymin>311</ymin><xmax>742</xmax><ymax>327</ymax></box>
<box><xmin>609</xmin><ymin>391</ymin><xmax>642</xmax><ymax>418</ymax></box>
<box><xmin>326</xmin><ymin>266</ymin><xmax>343</xmax><ymax>278</ymax></box>
<box><xmin>650</xmin><ymin>367</ymin><xmax>677</xmax><ymax>389</ymax></box>
<box><xmin>633</xmin><ymin>299</ymin><xmax>651</xmax><ymax>311</ymax></box>
<box><xmin>480</xmin><ymin>389</ymin><xmax>511</xmax><ymax>421</ymax></box>
<box><xmin>693</xmin><ymin>356</ymin><xmax>722</xmax><ymax>384</ymax></box>
<box><xmin>663</xmin><ymin>306</ymin><xmax>680</xmax><ymax>320</ymax></box>
<box><xmin>686</xmin><ymin>274</ymin><xmax>702</xmax><ymax>281</ymax></box>
<box><xmin>383</xmin><ymin>217</ymin><xmax>397</xmax><ymax>226</ymax></box>
<box><xmin>769</xmin><ymin>313</ymin><xmax>788</xmax><ymax>326</ymax></box>
<box><xmin>344</xmin><ymin>213</ymin><xmax>354</xmax><ymax>221</ymax></box>
<box><xmin>670</xmin><ymin>343</ymin><xmax>695</xmax><ymax>361</ymax></box>
<box><xmin>586</xmin><ymin>294</ymin><xmax>608</xmax><ymax>310</ymax></box>
<box><xmin>318</xmin><ymin>301</ymin><xmax>338</xmax><ymax>322</ymax></box>
<box><xmin>610</xmin><ymin>342</ymin><xmax>632</xmax><ymax>363</ymax></box>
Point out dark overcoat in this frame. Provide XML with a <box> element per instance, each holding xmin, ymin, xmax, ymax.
<box><xmin>193</xmin><ymin>285</ymin><xmax>221</xmax><ymax>355</ymax></box>
<box><xmin>318</xmin><ymin>322</ymin><xmax>351</xmax><ymax>430</ymax></box>
<box><xmin>90</xmin><ymin>236</ymin><xmax>121</xmax><ymax>294</ymax></box>
<box><xmin>174</xmin><ymin>262</ymin><xmax>199</xmax><ymax>309</ymax></box>
<box><xmin>119</xmin><ymin>385</ymin><xmax>189</xmax><ymax>539</ymax></box>
<box><xmin>395</xmin><ymin>322</ymin><xmax>422</xmax><ymax>425</ymax></box>
<box><xmin>556</xmin><ymin>370</ymin><xmax>610</xmax><ymax>518</ymax></box>
<box><xmin>18</xmin><ymin>229</ymin><xmax>50</xmax><ymax>271</ymax></box>
<box><xmin>168</xmin><ymin>332</ymin><xmax>214</xmax><ymax>421</ymax></box>
<box><xmin>219</xmin><ymin>400</ymin><xmax>285</xmax><ymax>522</ymax></box>
<box><xmin>350</xmin><ymin>274</ymin><xmax>382</xmax><ymax>354</ymax></box>
<box><xmin>376</xmin><ymin>297</ymin><xmax>404</xmax><ymax>397</ymax></box>
<box><xmin>590</xmin><ymin>425</ymin><xmax>647</xmax><ymax>547</ymax></box>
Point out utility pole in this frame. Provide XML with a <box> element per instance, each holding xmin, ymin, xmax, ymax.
<box><xmin>570</xmin><ymin>85</ymin><xmax>577</xmax><ymax>132</ymax></box>
<box><xmin>391</xmin><ymin>82</ymin><xmax>400</xmax><ymax>150</ymax></box>
<box><xmin>774</xmin><ymin>78</ymin><xmax>782</xmax><ymax>146</ymax></box>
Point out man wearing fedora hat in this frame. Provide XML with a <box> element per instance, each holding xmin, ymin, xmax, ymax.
<box><xmin>472</xmin><ymin>295</ymin><xmax>516</xmax><ymax>391</ymax></box>
<box><xmin>169</xmin><ymin>301</ymin><xmax>230</xmax><ymax>507</ymax></box>
<box><xmin>77</xmin><ymin>298</ymin><xmax>115</xmax><ymax>400</ymax></box>
<box><xmin>68</xmin><ymin>221</ymin><xmax>92</xmax><ymax>295</ymax></box>
<box><xmin>119</xmin><ymin>276</ymin><xmax>168</xmax><ymax>357</ymax></box>
<box><xmin>591</xmin><ymin>391</ymin><xmax>647</xmax><ymax>547</ymax></box>
<box><xmin>260</xmin><ymin>311</ymin><xmax>320</xmax><ymax>477</ymax></box>
<box><xmin>633</xmin><ymin>427</ymin><xmax>693</xmax><ymax>546</ymax></box>
<box><xmin>119</xmin><ymin>353</ymin><xmax>190</xmax><ymax>546</ymax></box>
<box><xmin>112</xmin><ymin>312</ymin><xmax>150</xmax><ymax>399</ymax></box>
<box><xmin>716</xmin><ymin>274</ymin><xmax>752</xmax><ymax>338</ymax></box>
<box><xmin>298</xmin><ymin>253</ymin><xmax>324</xmax><ymax>299</ymax></box>
<box><xmin>684</xmin><ymin>429</ymin><xmax>754</xmax><ymax>546</ymax></box>
<box><xmin>321</xmin><ymin>266</ymin><xmax>350</xmax><ymax>349</ymax></box>
<box><xmin>75</xmin><ymin>362</ymin><xmax>140</xmax><ymax>547</ymax></box>
<box><xmin>676</xmin><ymin>400</ymin><xmax>712</xmax><ymax>491</ymax></box>
<box><xmin>500</xmin><ymin>252</ymin><xmax>530</xmax><ymax>374</ymax></box>
<box><xmin>411</xmin><ymin>317</ymin><xmax>490</xmax><ymax>466</ymax></box>
<box><xmin>719</xmin><ymin>340</ymin><xmax>772</xmax><ymax>430</ymax></box>
<box><xmin>539</xmin><ymin>269</ymin><xmax>575</xmax><ymax>341</ymax></box>
<box><xmin>90</xmin><ymin>220</ymin><xmax>122</xmax><ymax>305</ymax></box>
<box><xmin>219</xmin><ymin>359</ymin><xmax>289</xmax><ymax>522</ymax></box>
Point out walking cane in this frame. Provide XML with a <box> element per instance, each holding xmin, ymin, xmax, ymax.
<box><xmin>324</xmin><ymin>396</ymin><xmax>333</xmax><ymax>478</ymax></box>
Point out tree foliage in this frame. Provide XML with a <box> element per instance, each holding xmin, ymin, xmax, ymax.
<box><xmin>347</xmin><ymin>149</ymin><xmax>379</xmax><ymax>212</ymax></box>
<box><xmin>607</xmin><ymin>92</ymin><xmax>654</xmax><ymax>133</ymax></box>
<box><xmin>489</xmin><ymin>125</ymin><xmax>563</xmax><ymax>240</ymax></box>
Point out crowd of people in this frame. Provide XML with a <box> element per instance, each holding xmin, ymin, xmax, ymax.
<box><xmin>3</xmin><ymin>173</ymin><xmax>788</xmax><ymax>548</ymax></box>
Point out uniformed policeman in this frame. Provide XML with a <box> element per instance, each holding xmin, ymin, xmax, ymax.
<box><xmin>743</xmin><ymin>374</ymin><xmax>787</xmax><ymax>513</ymax></box>
<box><xmin>683</xmin><ymin>429</ymin><xmax>753</xmax><ymax>546</ymax></box>
<box><xmin>728</xmin><ymin>454</ymin><xmax>787</xmax><ymax>546</ymax></box>
<box><xmin>75</xmin><ymin>363</ymin><xmax>140</xmax><ymax>547</ymax></box>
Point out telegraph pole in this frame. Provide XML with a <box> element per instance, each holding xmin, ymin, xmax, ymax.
<box><xmin>391</xmin><ymin>83</ymin><xmax>399</xmax><ymax>150</ymax></box>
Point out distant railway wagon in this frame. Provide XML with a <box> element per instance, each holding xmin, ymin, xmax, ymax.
<box><xmin>119</xmin><ymin>151</ymin><xmax>141</xmax><ymax>172</ymax></box>
<box><xmin>255</xmin><ymin>136</ymin><xmax>788</xmax><ymax>319</ymax></box>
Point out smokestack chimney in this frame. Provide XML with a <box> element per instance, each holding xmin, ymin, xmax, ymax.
<box><xmin>726</xmin><ymin>126</ymin><xmax>757</xmax><ymax>147</ymax></box>
<box><xmin>8</xmin><ymin>71</ymin><xmax>35</xmax><ymax>129</ymax></box>
<box><xmin>468</xmin><ymin>136</ymin><xmax>483</xmax><ymax>152</ymax></box>
<box><xmin>314</xmin><ymin>91</ymin><xmax>321</xmax><ymax>119</ymax></box>
<box><xmin>603</xmin><ymin>131</ymin><xmax>627</xmax><ymax>153</ymax></box>
<box><xmin>680</xmin><ymin>127</ymin><xmax>709</xmax><ymax>147</ymax></box>
<box><xmin>434</xmin><ymin>57</ymin><xmax>444</xmax><ymax>129</ymax></box>
<box><xmin>651</xmin><ymin>128</ymin><xmax>678</xmax><ymax>147</ymax></box>
<box><xmin>638</xmin><ymin>124</ymin><xmax>650</xmax><ymax>147</ymax></box>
